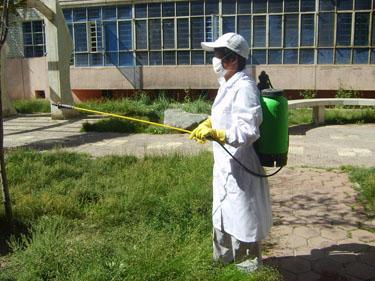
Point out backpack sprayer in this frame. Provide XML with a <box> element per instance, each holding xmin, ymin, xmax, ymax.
<box><xmin>52</xmin><ymin>91</ymin><xmax>288</xmax><ymax>178</ymax></box>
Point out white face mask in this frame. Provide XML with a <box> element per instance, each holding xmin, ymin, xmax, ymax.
<box><xmin>212</xmin><ymin>57</ymin><xmax>227</xmax><ymax>78</ymax></box>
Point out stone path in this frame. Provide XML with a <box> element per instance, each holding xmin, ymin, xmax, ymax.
<box><xmin>266</xmin><ymin>168</ymin><xmax>375</xmax><ymax>281</ymax></box>
<box><xmin>4</xmin><ymin>116</ymin><xmax>375</xmax><ymax>168</ymax></box>
<box><xmin>4</xmin><ymin>116</ymin><xmax>375</xmax><ymax>280</ymax></box>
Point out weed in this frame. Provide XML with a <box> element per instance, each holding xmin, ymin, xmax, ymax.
<box><xmin>335</xmin><ymin>87</ymin><xmax>360</xmax><ymax>99</ymax></box>
<box><xmin>299</xmin><ymin>89</ymin><xmax>316</xmax><ymax>99</ymax></box>
<box><xmin>341</xmin><ymin>166</ymin><xmax>375</xmax><ymax>217</ymax></box>
<box><xmin>13</xmin><ymin>99</ymin><xmax>50</xmax><ymax>114</ymax></box>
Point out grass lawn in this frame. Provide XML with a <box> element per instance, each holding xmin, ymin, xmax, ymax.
<box><xmin>342</xmin><ymin>166</ymin><xmax>375</xmax><ymax>219</ymax></box>
<box><xmin>0</xmin><ymin>150</ymin><xmax>281</xmax><ymax>281</ymax></box>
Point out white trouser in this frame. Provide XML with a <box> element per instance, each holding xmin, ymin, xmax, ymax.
<box><xmin>213</xmin><ymin>227</ymin><xmax>262</xmax><ymax>270</ymax></box>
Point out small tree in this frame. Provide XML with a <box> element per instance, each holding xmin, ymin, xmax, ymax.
<box><xmin>0</xmin><ymin>0</ymin><xmax>13</xmax><ymax>223</ymax></box>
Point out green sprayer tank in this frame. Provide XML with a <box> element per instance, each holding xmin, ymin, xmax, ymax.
<box><xmin>254</xmin><ymin>89</ymin><xmax>289</xmax><ymax>167</ymax></box>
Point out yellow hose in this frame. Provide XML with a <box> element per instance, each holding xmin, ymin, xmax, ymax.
<box><xmin>54</xmin><ymin>103</ymin><xmax>192</xmax><ymax>134</ymax></box>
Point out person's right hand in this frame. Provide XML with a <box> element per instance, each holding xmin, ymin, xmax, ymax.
<box><xmin>189</xmin><ymin>118</ymin><xmax>212</xmax><ymax>144</ymax></box>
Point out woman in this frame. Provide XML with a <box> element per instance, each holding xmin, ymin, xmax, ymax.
<box><xmin>190</xmin><ymin>33</ymin><xmax>272</xmax><ymax>273</ymax></box>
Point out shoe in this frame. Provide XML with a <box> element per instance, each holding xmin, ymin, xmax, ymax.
<box><xmin>235</xmin><ymin>257</ymin><xmax>262</xmax><ymax>274</ymax></box>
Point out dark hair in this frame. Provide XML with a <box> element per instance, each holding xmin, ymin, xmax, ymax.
<box><xmin>221</xmin><ymin>48</ymin><xmax>247</xmax><ymax>71</ymax></box>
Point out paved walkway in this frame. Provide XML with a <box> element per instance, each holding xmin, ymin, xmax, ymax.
<box><xmin>4</xmin><ymin>116</ymin><xmax>375</xmax><ymax>280</ymax></box>
<box><xmin>4</xmin><ymin>116</ymin><xmax>375</xmax><ymax>168</ymax></box>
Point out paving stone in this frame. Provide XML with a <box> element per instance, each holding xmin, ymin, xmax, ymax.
<box><xmin>297</xmin><ymin>271</ymin><xmax>321</xmax><ymax>281</ymax></box>
<box><xmin>327</xmin><ymin>250</ymin><xmax>357</xmax><ymax>264</ymax></box>
<box><xmin>294</xmin><ymin>226</ymin><xmax>320</xmax><ymax>240</ymax></box>
<box><xmin>279</xmin><ymin>257</ymin><xmax>311</xmax><ymax>274</ymax></box>
<box><xmin>285</xmin><ymin>235</ymin><xmax>308</xmax><ymax>248</ymax></box>
<box><xmin>337</xmin><ymin>239</ymin><xmax>370</xmax><ymax>253</ymax></box>
<box><xmin>321</xmin><ymin>228</ymin><xmax>348</xmax><ymax>242</ymax></box>
<box><xmin>297</xmin><ymin>247</ymin><xmax>326</xmax><ymax>261</ymax></box>
<box><xmin>279</xmin><ymin>269</ymin><xmax>297</xmax><ymax>281</ymax></box>
<box><xmin>312</xmin><ymin>258</ymin><xmax>345</xmax><ymax>275</ymax></box>
<box><xmin>308</xmin><ymin>236</ymin><xmax>337</xmax><ymax>249</ymax></box>
<box><xmin>351</xmin><ymin>229</ymin><xmax>375</xmax><ymax>243</ymax></box>
<box><xmin>345</xmin><ymin>262</ymin><xmax>375</xmax><ymax>280</ymax></box>
<box><xmin>358</xmin><ymin>251</ymin><xmax>375</xmax><ymax>267</ymax></box>
<box><xmin>271</xmin><ymin>225</ymin><xmax>294</xmax><ymax>236</ymax></box>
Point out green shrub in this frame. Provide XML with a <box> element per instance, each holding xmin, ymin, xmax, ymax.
<box><xmin>13</xmin><ymin>99</ymin><xmax>51</xmax><ymax>114</ymax></box>
<box><xmin>299</xmin><ymin>89</ymin><xmax>316</xmax><ymax>99</ymax></box>
<box><xmin>335</xmin><ymin>87</ymin><xmax>360</xmax><ymax>99</ymax></box>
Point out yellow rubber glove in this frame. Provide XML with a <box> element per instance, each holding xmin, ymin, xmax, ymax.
<box><xmin>210</xmin><ymin>129</ymin><xmax>226</xmax><ymax>144</ymax></box>
<box><xmin>195</xmin><ymin>128</ymin><xmax>226</xmax><ymax>144</ymax></box>
<box><xmin>189</xmin><ymin>118</ymin><xmax>212</xmax><ymax>144</ymax></box>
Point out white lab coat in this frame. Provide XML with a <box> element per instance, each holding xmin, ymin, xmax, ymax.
<box><xmin>211</xmin><ymin>70</ymin><xmax>272</xmax><ymax>243</ymax></box>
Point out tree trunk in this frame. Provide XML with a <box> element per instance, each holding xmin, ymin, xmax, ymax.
<box><xmin>0</xmin><ymin>0</ymin><xmax>13</xmax><ymax>223</ymax></box>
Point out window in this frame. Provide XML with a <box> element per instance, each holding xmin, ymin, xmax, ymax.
<box><xmin>285</xmin><ymin>0</ymin><xmax>299</xmax><ymax>12</ymax></box>
<box><xmin>61</xmin><ymin>1</ymin><xmax>375</xmax><ymax>67</ymax></box>
<box><xmin>253</xmin><ymin>0</ymin><xmax>267</xmax><ymax>13</ymax></box>
<box><xmin>74</xmin><ymin>23</ymin><xmax>87</xmax><ymax>52</ymax></box>
<box><xmin>285</xmin><ymin>15</ymin><xmax>298</xmax><ymax>47</ymax></box>
<box><xmin>268</xmin><ymin>0</ymin><xmax>282</xmax><ymax>13</ymax></box>
<box><xmin>337</xmin><ymin>0</ymin><xmax>353</xmax><ymax>10</ymax></box>
<box><xmin>135</xmin><ymin>4</ymin><xmax>147</xmax><ymax>18</ymax></box>
<box><xmin>318</xmin><ymin>13</ymin><xmax>334</xmax><ymax>46</ymax></box>
<box><xmin>23</xmin><ymin>21</ymin><xmax>46</xmax><ymax>57</ymax></box>
<box><xmin>284</xmin><ymin>49</ymin><xmax>298</xmax><ymax>64</ymax></box>
<box><xmin>163</xmin><ymin>19</ymin><xmax>175</xmax><ymax>49</ymax></box>
<box><xmin>301</xmin><ymin>0</ymin><xmax>316</xmax><ymax>12</ymax></box>
<box><xmin>237</xmin><ymin>16</ymin><xmax>251</xmax><ymax>44</ymax></box>
<box><xmin>118</xmin><ymin>5</ymin><xmax>132</xmax><ymax>19</ymax></box>
<box><xmin>238</xmin><ymin>0</ymin><xmax>251</xmax><ymax>14</ymax></box>
<box><xmin>222</xmin><ymin>0</ymin><xmax>236</xmax><ymax>15</ymax></box>
<box><xmin>353</xmin><ymin>48</ymin><xmax>369</xmax><ymax>63</ymax></box>
<box><xmin>191</xmin><ymin>2</ymin><xmax>203</xmax><ymax>16</ymax></box>
<box><xmin>88</xmin><ymin>21</ymin><xmax>103</xmax><ymax>52</ymax></box>
<box><xmin>300</xmin><ymin>49</ymin><xmax>314</xmax><ymax>64</ymax></box>
<box><xmin>149</xmin><ymin>19</ymin><xmax>161</xmax><ymax>49</ymax></box>
<box><xmin>178</xmin><ymin>51</ymin><xmax>190</xmax><ymax>64</ymax></box>
<box><xmin>336</xmin><ymin>48</ymin><xmax>351</xmax><ymax>64</ymax></box>
<box><xmin>337</xmin><ymin>14</ymin><xmax>352</xmax><ymax>46</ymax></box>
<box><xmin>177</xmin><ymin>18</ymin><xmax>189</xmax><ymax>48</ymax></box>
<box><xmin>301</xmin><ymin>15</ymin><xmax>315</xmax><ymax>46</ymax></box>
<box><xmin>176</xmin><ymin>2</ymin><xmax>189</xmax><ymax>16</ymax></box>
<box><xmin>252</xmin><ymin>50</ymin><xmax>266</xmax><ymax>64</ymax></box>
<box><xmin>319</xmin><ymin>0</ymin><xmax>335</xmax><ymax>11</ymax></box>
<box><xmin>206</xmin><ymin>16</ymin><xmax>219</xmax><ymax>42</ymax></box>
<box><xmin>163</xmin><ymin>51</ymin><xmax>176</xmax><ymax>65</ymax></box>
<box><xmin>269</xmin><ymin>15</ymin><xmax>282</xmax><ymax>47</ymax></box>
<box><xmin>268</xmin><ymin>50</ymin><xmax>282</xmax><ymax>64</ymax></box>
<box><xmin>162</xmin><ymin>3</ymin><xmax>175</xmax><ymax>17</ymax></box>
<box><xmin>191</xmin><ymin>17</ymin><xmax>204</xmax><ymax>49</ymax></box>
<box><xmin>355</xmin><ymin>0</ymin><xmax>371</xmax><ymax>10</ymax></box>
<box><xmin>253</xmin><ymin>16</ymin><xmax>266</xmax><ymax>47</ymax></box>
<box><xmin>318</xmin><ymin>49</ymin><xmax>333</xmax><ymax>64</ymax></box>
<box><xmin>354</xmin><ymin>13</ymin><xmax>370</xmax><ymax>46</ymax></box>
<box><xmin>223</xmin><ymin>16</ymin><xmax>235</xmax><ymax>34</ymax></box>
<box><xmin>136</xmin><ymin>20</ymin><xmax>147</xmax><ymax>49</ymax></box>
<box><xmin>191</xmin><ymin>51</ymin><xmax>204</xmax><ymax>64</ymax></box>
<box><xmin>205</xmin><ymin>0</ymin><xmax>218</xmax><ymax>14</ymax></box>
<box><xmin>148</xmin><ymin>3</ymin><xmax>161</xmax><ymax>17</ymax></box>
<box><xmin>119</xmin><ymin>22</ymin><xmax>132</xmax><ymax>50</ymax></box>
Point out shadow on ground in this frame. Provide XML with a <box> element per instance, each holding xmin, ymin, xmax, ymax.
<box><xmin>265</xmin><ymin>243</ymin><xmax>375</xmax><ymax>281</ymax></box>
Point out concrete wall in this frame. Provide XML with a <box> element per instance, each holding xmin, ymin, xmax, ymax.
<box><xmin>6</xmin><ymin>56</ymin><xmax>375</xmax><ymax>100</ymax></box>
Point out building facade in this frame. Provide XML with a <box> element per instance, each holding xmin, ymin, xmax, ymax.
<box><xmin>5</xmin><ymin>0</ymin><xmax>375</xmax><ymax>101</ymax></box>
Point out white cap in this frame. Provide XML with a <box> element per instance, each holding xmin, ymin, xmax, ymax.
<box><xmin>201</xmin><ymin>33</ymin><xmax>250</xmax><ymax>59</ymax></box>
